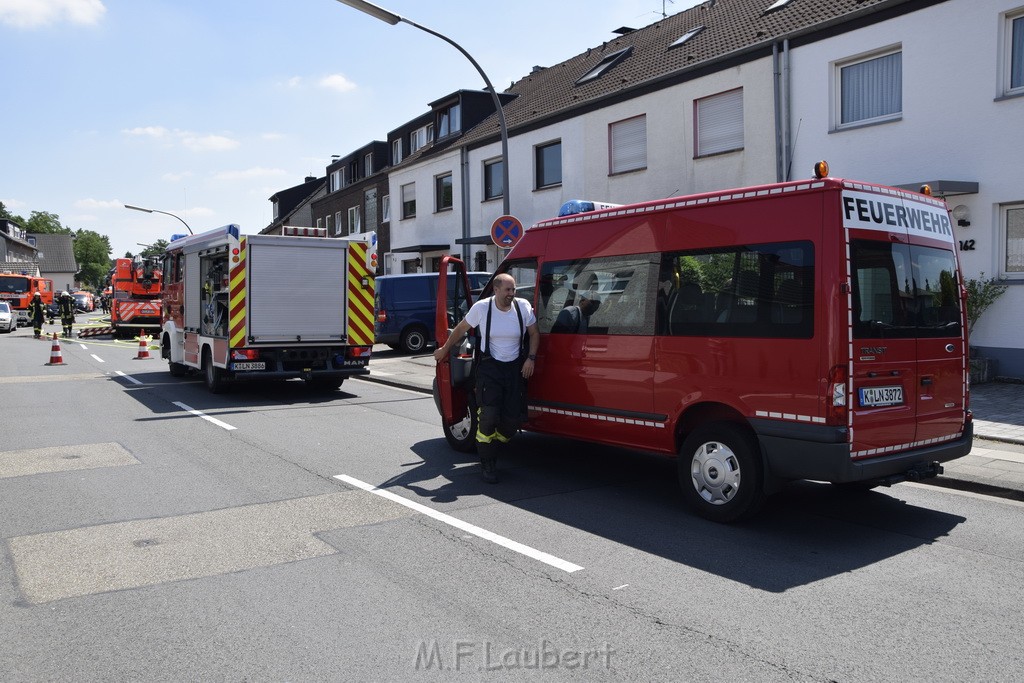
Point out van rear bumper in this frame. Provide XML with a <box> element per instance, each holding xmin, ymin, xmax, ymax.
<box><xmin>754</xmin><ymin>419</ymin><xmax>974</xmax><ymax>484</ymax></box>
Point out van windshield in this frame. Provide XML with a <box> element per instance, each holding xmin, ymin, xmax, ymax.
<box><xmin>851</xmin><ymin>240</ymin><xmax>961</xmax><ymax>339</ymax></box>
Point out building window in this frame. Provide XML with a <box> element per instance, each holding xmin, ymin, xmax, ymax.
<box><xmin>576</xmin><ymin>47</ymin><xmax>632</xmax><ymax>85</ymax></box>
<box><xmin>435</xmin><ymin>173</ymin><xmax>453</xmax><ymax>211</ymax></box>
<box><xmin>364</xmin><ymin>153</ymin><xmax>373</xmax><ymax>177</ymax></box>
<box><xmin>669</xmin><ymin>25</ymin><xmax>704</xmax><ymax>48</ymax></box>
<box><xmin>348</xmin><ymin>206</ymin><xmax>361</xmax><ymax>235</ymax></box>
<box><xmin>335</xmin><ymin>211</ymin><xmax>343</xmax><ymax>236</ymax></box>
<box><xmin>401</xmin><ymin>183</ymin><xmax>416</xmax><ymax>219</ymax></box>
<box><xmin>695</xmin><ymin>88</ymin><xmax>743</xmax><ymax>157</ymax></box>
<box><xmin>836</xmin><ymin>47</ymin><xmax>902</xmax><ymax>127</ymax></box>
<box><xmin>1005</xmin><ymin>10</ymin><xmax>1024</xmax><ymax>95</ymax></box>
<box><xmin>609</xmin><ymin>114</ymin><xmax>647</xmax><ymax>174</ymax></box>
<box><xmin>484</xmin><ymin>158</ymin><xmax>504</xmax><ymax>200</ymax></box>
<box><xmin>1003</xmin><ymin>203</ymin><xmax>1024</xmax><ymax>278</ymax></box>
<box><xmin>535</xmin><ymin>140</ymin><xmax>562</xmax><ymax>189</ymax></box>
<box><xmin>330</xmin><ymin>169</ymin><xmax>343</xmax><ymax>192</ymax></box>
<box><xmin>437</xmin><ymin>103</ymin><xmax>461</xmax><ymax>138</ymax></box>
<box><xmin>325</xmin><ymin>213</ymin><xmax>334</xmax><ymax>235</ymax></box>
<box><xmin>382</xmin><ymin>194</ymin><xmax>390</xmax><ymax>222</ymax></box>
<box><xmin>316</xmin><ymin>217</ymin><xmax>323</xmax><ymax>230</ymax></box>
<box><xmin>392</xmin><ymin>139</ymin><xmax>402</xmax><ymax>165</ymax></box>
<box><xmin>410</xmin><ymin>125</ymin><xmax>431</xmax><ymax>153</ymax></box>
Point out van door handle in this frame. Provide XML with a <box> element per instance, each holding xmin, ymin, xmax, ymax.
<box><xmin>921</xmin><ymin>376</ymin><xmax>933</xmax><ymax>386</ymax></box>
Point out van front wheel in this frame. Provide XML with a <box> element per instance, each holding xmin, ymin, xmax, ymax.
<box><xmin>443</xmin><ymin>405</ymin><xmax>478</xmax><ymax>453</ymax></box>
<box><xmin>678</xmin><ymin>423</ymin><xmax>764</xmax><ymax>523</ymax></box>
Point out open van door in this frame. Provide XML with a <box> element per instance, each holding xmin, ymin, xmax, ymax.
<box><xmin>433</xmin><ymin>256</ymin><xmax>479</xmax><ymax>452</ymax></box>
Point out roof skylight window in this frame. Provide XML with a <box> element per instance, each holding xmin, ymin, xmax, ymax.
<box><xmin>670</xmin><ymin>25</ymin><xmax>705</xmax><ymax>48</ymax></box>
<box><xmin>575</xmin><ymin>47</ymin><xmax>633</xmax><ymax>85</ymax></box>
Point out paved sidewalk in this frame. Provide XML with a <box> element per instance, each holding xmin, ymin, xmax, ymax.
<box><xmin>364</xmin><ymin>348</ymin><xmax>1024</xmax><ymax>498</ymax></box>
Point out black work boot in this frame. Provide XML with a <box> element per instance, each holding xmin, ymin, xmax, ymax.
<box><xmin>480</xmin><ymin>457</ymin><xmax>499</xmax><ymax>484</ymax></box>
<box><xmin>477</xmin><ymin>441</ymin><xmax>499</xmax><ymax>484</ymax></box>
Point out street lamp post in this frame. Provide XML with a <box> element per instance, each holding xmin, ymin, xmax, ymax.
<box><xmin>333</xmin><ymin>0</ymin><xmax>511</xmax><ymax>220</ymax></box>
<box><xmin>124</xmin><ymin>204</ymin><xmax>194</xmax><ymax>235</ymax></box>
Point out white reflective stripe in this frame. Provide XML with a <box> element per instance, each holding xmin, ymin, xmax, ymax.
<box><xmin>529</xmin><ymin>404</ymin><xmax>665</xmax><ymax>428</ymax></box>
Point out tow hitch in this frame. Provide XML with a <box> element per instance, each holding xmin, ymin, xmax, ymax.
<box><xmin>878</xmin><ymin>461</ymin><xmax>944</xmax><ymax>487</ymax></box>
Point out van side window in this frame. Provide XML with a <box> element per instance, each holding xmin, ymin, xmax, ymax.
<box><xmin>538</xmin><ymin>254</ymin><xmax>659</xmax><ymax>335</ymax></box>
<box><xmin>659</xmin><ymin>241</ymin><xmax>814</xmax><ymax>338</ymax></box>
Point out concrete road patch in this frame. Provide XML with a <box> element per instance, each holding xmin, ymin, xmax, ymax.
<box><xmin>0</xmin><ymin>442</ymin><xmax>139</xmax><ymax>480</ymax></box>
<box><xmin>8</xmin><ymin>492</ymin><xmax>414</xmax><ymax>604</ymax></box>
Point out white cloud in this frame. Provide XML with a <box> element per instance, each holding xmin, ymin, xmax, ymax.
<box><xmin>318</xmin><ymin>74</ymin><xmax>357</xmax><ymax>93</ymax></box>
<box><xmin>1</xmin><ymin>198</ymin><xmax>27</xmax><ymax>210</ymax></box>
<box><xmin>122</xmin><ymin>127</ymin><xmax>238</xmax><ymax>152</ymax></box>
<box><xmin>161</xmin><ymin>171</ymin><xmax>193</xmax><ymax>182</ymax></box>
<box><xmin>122</xmin><ymin>126</ymin><xmax>170</xmax><ymax>138</ymax></box>
<box><xmin>74</xmin><ymin>198</ymin><xmax>122</xmax><ymax>210</ymax></box>
<box><xmin>211</xmin><ymin>167</ymin><xmax>287</xmax><ymax>182</ymax></box>
<box><xmin>0</xmin><ymin>0</ymin><xmax>106</xmax><ymax>29</ymax></box>
<box><xmin>180</xmin><ymin>133</ymin><xmax>239</xmax><ymax>152</ymax></box>
<box><xmin>285</xmin><ymin>76</ymin><xmax>303</xmax><ymax>88</ymax></box>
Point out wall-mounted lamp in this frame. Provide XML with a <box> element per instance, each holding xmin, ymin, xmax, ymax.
<box><xmin>951</xmin><ymin>204</ymin><xmax>971</xmax><ymax>228</ymax></box>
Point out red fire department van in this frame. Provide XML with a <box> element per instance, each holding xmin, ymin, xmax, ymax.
<box><xmin>434</xmin><ymin>164</ymin><xmax>973</xmax><ymax>522</ymax></box>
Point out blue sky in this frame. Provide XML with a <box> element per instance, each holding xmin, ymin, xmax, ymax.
<box><xmin>1</xmin><ymin>0</ymin><xmax>700</xmax><ymax>258</ymax></box>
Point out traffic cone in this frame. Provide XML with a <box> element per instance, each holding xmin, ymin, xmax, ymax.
<box><xmin>134</xmin><ymin>335</ymin><xmax>152</xmax><ymax>360</ymax></box>
<box><xmin>46</xmin><ymin>333</ymin><xmax>65</xmax><ymax>366</ymax></box>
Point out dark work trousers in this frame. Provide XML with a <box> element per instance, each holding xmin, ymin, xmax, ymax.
<box><xmin>474</xmin><ymin>355</ymin><xmax>527</xmax><ymax>461</ymax></box>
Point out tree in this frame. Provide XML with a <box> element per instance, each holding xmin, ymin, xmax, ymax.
<box><xmin>0</xmin><ymin>201</ymin><xmax>23</xmax><ymax>223</ymax></box>
<box><xmin>140</xmin><ymin>239</ymin><xmax>169</xmax><ymax>259</ymax></box>
<box><xmin>23</xmin><ymin>211</ymin><xmax>70</xmax><ymax>235</ymax></box>
<box><xmin>74</xmin><ymin>229</ymin><xmax>113</xmax><ymax>290</ymax></box>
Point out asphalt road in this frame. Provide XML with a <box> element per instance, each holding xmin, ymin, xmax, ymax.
<box><xmin>1</xmin><ymin>330</ymin><xmax>1022</xmax><ymax>681</ymax></box>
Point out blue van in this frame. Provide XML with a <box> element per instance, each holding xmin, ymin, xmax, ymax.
<box><xmin>375</xmin><ymin>272</ymin><xmax>490</xmax><ymax>353</ymax></box>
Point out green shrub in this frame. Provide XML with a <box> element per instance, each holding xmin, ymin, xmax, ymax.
<box><xmin>964</xmin><ymin>272</ymin><xmax>1007</xmax><ymax>336</ymax></box>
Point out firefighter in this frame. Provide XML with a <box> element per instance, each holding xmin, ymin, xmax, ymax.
<box><xmin>28</xmin><ymin>291</ymin><xmax>46</xmax><ymax>339</ymax></box>
<box><xmin>58</xmin><ymin>291</ymin><xmax>76</xmax><ymax>338</ymax></box>
<box><xmin>433</xmin><ymin>273</ymin><xmax>539</xmax><ymax>484</ymax></box>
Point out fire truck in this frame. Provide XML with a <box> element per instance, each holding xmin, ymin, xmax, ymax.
<box><xmin>0</xmin><ymin>273</ymin><xmax>54</xmax><ymax>327</ymax></box>
<box><xmin>106</xmin><ymin>256</ymin><xmax>163</xmax><ymax>337</ymax></box>
<box><xmin>160</xmin><ymin>224</ymin><xmax>376</xmax><ymax>393</ymax></box>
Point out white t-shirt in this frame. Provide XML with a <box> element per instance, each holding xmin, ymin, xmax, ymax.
<box><xmin>464</xmin><ymin>297</ymin><xmax>536</xmax><ymax>363</ymax></box>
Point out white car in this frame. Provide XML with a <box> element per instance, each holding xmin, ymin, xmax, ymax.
<box><xmin>0</xmin><ymin>302</ymin><xmax>16</xmax><ymax>333</ymax></box>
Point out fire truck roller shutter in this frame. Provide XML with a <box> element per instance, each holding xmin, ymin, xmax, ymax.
<box><xmin>246</xmin><ymin>238</ymin><xmax>346</xmax><ymax>342</ymax></box>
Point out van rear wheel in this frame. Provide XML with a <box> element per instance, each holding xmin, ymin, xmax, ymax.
<box><xmin>399</xmin><ymin>325</ymin><xmax>429</xmax><ymax>354</ymax></box>
<box><xmin>202</xmin><ymin>348</ymin><xmax>227</xmax><ymax>394</ymax></box>
<box><xmin>678</xmin><ymin>423</ymin><xmax>764</xmax><ymax>523</ymax></box>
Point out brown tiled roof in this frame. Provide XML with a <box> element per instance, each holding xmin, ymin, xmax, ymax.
<box><xmin>458</xmin><ymin>0</ymin><xmax>937</xmax><ymax>148</ymax></box>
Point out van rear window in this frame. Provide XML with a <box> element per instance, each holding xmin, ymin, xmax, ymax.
<box><xmin>851</xmin><ymin>240</ymin><xmax>961</xmax><ymax>339</ymax></box>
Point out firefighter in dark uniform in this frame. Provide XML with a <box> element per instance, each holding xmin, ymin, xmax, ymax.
<box><xmin>58</xmin><ymin>291</ymin><xmax>76</xmax><ymax>338</ymax></box>
<box><xmin>28</xmin><ymin>291</ymin><xmax>46</xmax><ymax>339</ymax></box>
<box><xmin>434</xmin><ymin>273</ymin><xmax>540</xmax><ymax>483</ymax></box>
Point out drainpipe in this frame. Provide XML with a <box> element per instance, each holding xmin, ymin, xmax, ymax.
<box><xmin>460</xmin><ymin>146</ymin><xmax>471</xmax><ymax>262</ymax></box>
<box><xmin>782</xmin><ymin>39</ymin><xmax>791</xmax><ymax>181</ymax></box>
<box><xmin>773</xmin><ymin>43</ymin><xmax>783</xmax><ymax>182</ymax></box>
